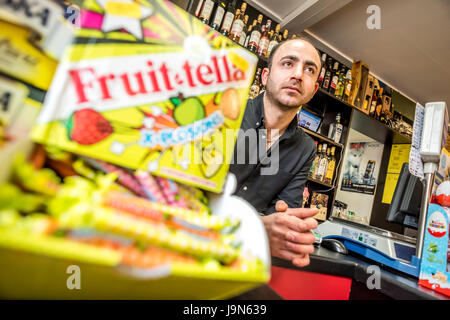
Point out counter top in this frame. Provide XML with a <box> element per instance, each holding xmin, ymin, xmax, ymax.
<box><xmin>271</xmin><ymin>246</ymin><xmax>449</xmax><ymax>300</ymax></box>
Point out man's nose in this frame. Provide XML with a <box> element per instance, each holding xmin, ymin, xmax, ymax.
<box><xmin>291</xmin><ymin>64</ymin><xmax>304</xmax><ymax>80</ymax></box>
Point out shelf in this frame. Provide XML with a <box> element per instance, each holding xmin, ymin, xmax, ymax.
<box><xmin>300</xmin><ymin>126</ymin><xmax>344</xmax><ymax>148</ymax></box>
<box><xmin>307</xmin><ymin>177</ymin><xmax>334</xmax><ymax>189</ymax></box>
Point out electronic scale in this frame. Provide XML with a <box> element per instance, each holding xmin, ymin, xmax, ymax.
<box><xmin>314</xmin><ymin>217</ymin><xmax>421</xmax><ymax>277</ymax></box>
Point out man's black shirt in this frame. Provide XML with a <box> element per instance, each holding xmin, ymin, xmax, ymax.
<box><xmin>229</xmin><ymin>93</ymin><xmax>316</xmax><ymax>215</ymax></box>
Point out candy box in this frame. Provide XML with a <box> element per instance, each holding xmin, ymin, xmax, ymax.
<box><xmin>31</xmin><ymin>0</ymin><xmax>258</xmax><ymax>193</ymax></box>
<box><xmin>418</xmin><ymin>203</ymin><xmax>450</xmax><ymax>297</ymax></box>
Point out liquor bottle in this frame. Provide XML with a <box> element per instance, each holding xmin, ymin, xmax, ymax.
<box><xmin>380</xmin><ymin>87</ymin><xmax>392</xmax><ymax>123</ymax></box>
<box><xmin>220</xmin><ymin>0</ymin><xmax>236</xmax><ymax>36</ymax></box>
<box><xmin>317</xmin><ymin>53</ymin><xmax>327</xmax><ymax>87</ymax></box>
<box><xmin>195</xmin><ymin>0</ymin><xmax>205</xmax><ymax>17</ymax></box>
<box><xmin>199</xmin><ymin>0</ymin><xmax>215</xmax><ymax>25</ymax></box>
<box><xmin>249</xmin><ymin>68</ymin><xmax>261</xmax><ymax>99</ymax></box>
<box><xmin>328</xmin><ymin>61</ymin><xmax>340</xmax><ymax>93</ymax></box>
<box><xmin>210</xmin><ymin>1</ymin><xmax>226</xmax><ymax>31</ymax></box>
<box><xmin>257</xmin><ymin>20</ymin><xmax>271</xmax><ymax>57</ymax></box>
<box><xmin>327</xmin><ymin>113</ymin><xmax>343</xmax><ymax>144</ymax></box>
<box><xmin>282</xmin><ymin>29</ymin><xmax>289</xmax><ymax>41</ymax></box>
<box><xmin>342</xmin><ymin>68</ymin><xmax>352</xmax><ymax>103</ymax></box>
<box><xmin>310</xmin><ymin>143</ymin><xmax>322</xmax><ymax>179</ymax></box>
<box><xmin>375</xmin><ymin>87</ymin><xmax>384</xmax><ymax>120</ymax></box>
<box><xmin>229</xmin><ymin>2</ymin><xmax>246</xmax><ymax>42</ymax></box>
<box><xmin>248</xmin><ymin>14</ymin><xmax>263</xmax><ymax>53</ymax></box>
<box><xmin>291</xmin><ymin>33</ymin><xmax>297</xmax><ymax>39</ymax></box>
<box><xmin>267</xmin><ymin>23</ymin><xmax>280</xmax><ymax>57</ymax></box>
<box><xmin>315</xmin><ymin>143</ymin><xmax>328</xmax><ymax>181</ymax></box>
<box><xmin>324</xmin><ymin>147</ymin><xmax>336</xmax><ymax>185</ymax></box>
<box><xmin>243</xmin><ymin>20</ymin><xmax>256</xmax><ymax>48</ymax></box>
<box><xmin>334</xmin><ymin>65</ymin><xmax>346</xmax><ymax>98</ymax></box>
<box><xmin>322</xmin><ymin>57</ymin><xmax>333</xmax><ymax>90</ymax></box>
<box><xmin>238</xmin><ymin>15</ymin><xmax>249</xmax><ymax>46</ymax></box>
<box><xmin>369</xmin><ymin>89</ymin><xmax>379</xmax><ymax>117</ymax></box>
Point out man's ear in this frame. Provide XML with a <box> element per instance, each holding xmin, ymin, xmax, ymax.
<box><xmin>261</xmin><ymin>67</ymin><xmax>270</xmax><ymax>87</ymax></box>
<box><xmin>313</xmin><ymin>81</ymin><xmax>319</xmax><ymax>94</ymax></box>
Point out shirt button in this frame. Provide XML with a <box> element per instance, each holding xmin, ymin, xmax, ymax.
<box><xmin>262</xmin><ymin>134</ymin><xmax>266</xmax><ymax>139</ymax></box>
<box><xmin>256</xmin><ymin>122</ymin><xmax>260</xmax><ymax>126</ymax></box>
<box><xmin>243</xmin><ymin>186</ymin><xmax>248</xmax><ymax>191</ymax></box>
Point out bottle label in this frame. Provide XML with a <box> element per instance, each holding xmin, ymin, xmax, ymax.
<box><xmin>318</xmin><ymin>68</ymin><xmax>326</xmax><ymax>82</ymax></box>
<box><xmin>221</xmin><ymin>12</ymin><xmax>234</xmax><ymax>32</ymax></box>
<box><xmin>325</xmin><ymin>161</ymin><xmax>335</xmax><ymax>180</ymax></box>
<box><xmin>267</xmin><ymin>40</ymin><xmax>278</xmax><ymax>56</ymax></box>
<box><xmin>317</xmin><ymin>159</ymin><xmax>327</xmax><ymax>177</ymax></box>
<box><xmin>212</xmin><ymin>6</ymin><xmax>225</xmax><ymax>27</ymax></box>
<box><xmin>249</xmin><ymin>84</ymin><xmax>260</xmax><ymax>98</ymax></box>
<box><xmin>344</xmin><ymin>82</ymin><xmax>351</xmax><ymax>96</ymax></box>
<box><xmin>200</xmin><ymin>0</ymin><xmax>214</xmax><ymax>20</ymax></box>
<box><xmin>248</xmin><ymin>31</ymin><xmax>261</xmax><ymax>47</ymax></box>
<box><xmin>230</xmin><ymin>19</ymin><xmax>244</xmax><ymax>36</ymax></box>
<box><xmin>195</xmin><ymin>0</ymin><xmax>204</xmax><ymax>17</ymax></box>
<box><xmin>258</xmin><ymin>38</ymin><xmax>269</xmax><ymax>54</ymax></box>
<box><xmin>239</xmin><ymin>31</ymin><xmax>246</xmax><ymax>45</ymax></box>
<box><xmin>330</xmin><ymin>76</ymin><xmax>338</xmax><ymax>89</ymax></box>
<box><xmin>334</xmin><ymin>125</ymin><xmax>343</xmax><ymax>143</ymax></box>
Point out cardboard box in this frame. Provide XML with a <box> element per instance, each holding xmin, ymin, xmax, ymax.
<box><xmin>311</xmin><ymin>192</ymin><xmax>329</xmax><ymax>221</ymax></box>
<box><xmin>350</xmin><ymin>61</ymin><xmax>370</xmax><ymax>112</ymax></box>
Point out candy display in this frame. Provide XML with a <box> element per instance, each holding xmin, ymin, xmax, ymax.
<box><xmin>0</xmin><ymin>0</ymin><xmax>268</xmax><ymax>300</ymax></box>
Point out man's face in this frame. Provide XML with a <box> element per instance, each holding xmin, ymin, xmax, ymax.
<box><xmin>262</xmin><ymin>40</ymin><xmax>321</xmax><ymax>110</ymax></box>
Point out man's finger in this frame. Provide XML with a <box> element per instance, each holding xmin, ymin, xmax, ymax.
<box><xmin>281</xmin><ymin>214</ymin><xmax>318</xmax><ymax>233</ymax></box>
<box><xmin>284</xmin><ymin>241</ymin><xmax>315</xmax><ymax>255</ymax></box>
<box><xmin>292</xmin><ymin>254</ymin><xmax>310</xmax><ymax>268</ymax></box>
<box><xmin>275</xmin><ymin>200</ymin><xmax>288</xmax><ymax>212</ymax></box>
<box><xmin>284</xmin><ymin>230</ymin><xmax>316</xmax><ymax>245</ymax></box>
<box><xmin>286</xmin><ymin>207</ymin><xmax>319</xmax><ymax>219</ymax></box>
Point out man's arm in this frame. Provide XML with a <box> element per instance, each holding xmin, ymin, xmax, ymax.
<box><xmin>259</xmin><ymin>144</ymin><xmax>318</xmax><ymax>267</ymax></box>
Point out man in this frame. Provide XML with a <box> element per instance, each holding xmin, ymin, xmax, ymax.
<box><xmin>229</xmin><ymin>37</ymin><xmax>322</xmax><ymax>268</ymax></box>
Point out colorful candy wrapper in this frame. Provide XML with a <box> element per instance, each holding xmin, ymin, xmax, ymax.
<box><xmin>135</xmin><ymin>170</ymin><xmax>168</xmax><ymax>204</ymax></box>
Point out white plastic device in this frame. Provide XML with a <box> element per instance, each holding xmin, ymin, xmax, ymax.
<box><xmin>420</xmin><ymin>101</ymin><xmax>448</xmax><ymax>173</ymax></box>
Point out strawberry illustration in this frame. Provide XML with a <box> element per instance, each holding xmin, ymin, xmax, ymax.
<box><xmin>64</xmin><ymin>108</ymin><xmax>113</xmax><ymax>145</ymax></box>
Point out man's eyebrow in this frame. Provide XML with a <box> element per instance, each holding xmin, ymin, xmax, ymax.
<box><xmin>304</xmin><ymin>60</ymin><xmax>319</xmax><ymax>70</ymax></box>
<box><xmin>279</xmin><ymin>55</ymin><xmax>299</xmax><ymax>62</ymax></box>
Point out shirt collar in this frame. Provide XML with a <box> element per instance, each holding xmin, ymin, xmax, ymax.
<box><xmin>249</xmin><ymin>92</ymin><xmax>298</xmax><ymax>139</ymax></box>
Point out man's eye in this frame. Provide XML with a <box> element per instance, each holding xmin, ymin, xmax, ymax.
<box><xmin>283</xmin><ymin>61</ymin><xmax>292</xmax><ymax>67</ymax></box>
<box><xmin>306</xmin><ymin>67</ymin><xmax>315</xmax><ymax>74</ymax></box>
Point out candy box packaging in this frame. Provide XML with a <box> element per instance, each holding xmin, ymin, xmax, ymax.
<box><xmin>31</xmin><ymin>0</ymin><xmax>258</xmax><ymax>193</ymax></box>
<box><xmin>418</xmin><ymin>203</ymin><xmax>450</xmax><ymax>297</ymax></box>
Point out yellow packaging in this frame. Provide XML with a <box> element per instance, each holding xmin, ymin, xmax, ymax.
<box><xmin>32</xmin><ymin>0</ymin><xmax>258</xmax><ymax>193</ymax></box>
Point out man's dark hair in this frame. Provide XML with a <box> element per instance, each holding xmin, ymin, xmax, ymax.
<box><xmin>267</xmin><ymin>36</ymin><xmax>322</xmax><ymax>79</ymax></box>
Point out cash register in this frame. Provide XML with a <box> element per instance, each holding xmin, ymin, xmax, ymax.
<box><xmin>315</xmin><ymin>101</ymin><xmax>448</xmax><ymax>278</ymax></box>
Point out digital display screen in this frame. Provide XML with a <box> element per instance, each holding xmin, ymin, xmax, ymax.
<box><xmin>298</xmin><ymin>109</ymin><xmax>322</xmax><ymax>132</ymax></box>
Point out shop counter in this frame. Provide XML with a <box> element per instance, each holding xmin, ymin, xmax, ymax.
<box><xmin>233</xmin><ymin>247</ymin><xmax>450</xmax><ymax>300</ymax></box>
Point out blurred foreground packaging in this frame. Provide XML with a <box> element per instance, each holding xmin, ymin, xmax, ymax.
<box><xmin>0</xmin><ymin>0</ymin><xmax>269</xmax><ymax>300</ymax></box>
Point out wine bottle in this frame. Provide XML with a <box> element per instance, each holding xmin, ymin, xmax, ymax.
<box><xmin>210</xmin><ymin>1</ymin><xmax>226</xmax><ymax>31</ymax></box>
<box><xmin>257</xmin><ymin>19</ymin><xmax>271</xmax><ymax>57</ymax></box>
<box><xmin>229</xmin><ymin>2</ymin><xmax>246</xmax><ymax>43</ymax></box>
<box><xmin>238</xmin><ymin>15</ymin><xmax>249</xmax><ymax>46</ymax></box>
<box><xmin>248</xmin><ymin>14</ymin><xmax>263</xmax><ymax>53</ymax></box>
<box><xmin>199</xmin><ymin>0</ymin><xmax>215</xmax><ymax>25</ymax></box>
<box><xmin>267</xmin><ymin>23</ymin><xmax>280</xmax><ymax>57</ymax></box>
<box><xmin>220</xmin><ymin>0</ymin><xmax>236</xmax><ymax>36</ymax></box>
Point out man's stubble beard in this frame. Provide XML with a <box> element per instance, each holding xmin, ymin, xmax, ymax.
<box><xmin>264</xmin><ymin>73</ymin><xmax>307</xmax><ymax>112</ymax></box>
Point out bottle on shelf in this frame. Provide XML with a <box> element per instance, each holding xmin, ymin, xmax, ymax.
<box><xmin>291</xmin><ymin>33</ymin><xmax>297</xmax><ymax>39</ymax></box>
<box><xmin>244</xmin><ymin>20</ymin><xmax>256</xmax><ymax>48</ymax></box>
<box><xmin>257</xmin><ymin>19</ymin><xmax>271</xmax><ymax>57</ymax></box>
<box><xmin>310</xmin><ymin>143</ymin><xmax>322</xmax><ymax>179</ymax></box>
<box><xmin>210</xmin><ymin>0</ymin><xmax>226</xmax><ymax>31</ymax></box>
<box><xmin>317</xmin><ymin>53</ymin><xmax>327</xmax><ymax>87</ymax></box>
<box><xmin>220</xmin><ymin>0</ymin><xmax>236</xmax><ymax>36</ymax></box>
<box><xmin>342</xmin><ymin>68</ymin><xmax>352</xmax><ymax>103</ymax></box>
<box><xmin>315</xmin><ymin>143</ymin><xmax>328</xmax><ymax>182</ymax></box>
<box><xmin>248</xmin><ymin>14</ymin><xmax>263</xmax><ymax>53</ymax></box>
<box><xmin>199</xmin><ymin>0</ymin><xmax>215</xmax><ymax>25</ymax></box>
<box><xmin>375</xmin><ymin>87</ymin><xmax>384</xmax><ymax>120</ymax></box>
<box><xmin>195</xmin><ymin>0</ymin><xmax>205</xmax><ymax>17</ymax></box>
<box><xmin>334</xmin><ymin>65</ymin><xmax>346</xmax><ymax>99</ymax></box>
<box><xmin>380</xmin><ymin>87</ymin><xmax>392</xmax><ymax>123</ymax></box>
<box><xmin>282</xmin><ymin>29</ymin><xmax>289</xmax><ymax>41</ymax></box>
<box><xmin>324</xmin><ymin>146</ymin><xmax>336</xmax><ymax>185</ymax></box>
<box><xmin>327</xmin><ymin>113</ymin><xmax>343</xmax><ymax>144</ymax></box>
<box><xmin>238</xmin><ymin>15</ymin><xmax>249</xmax><ymax>46</ymax></box>
<box><xmin>369</xmin><ymin>89</ymin><xmax>379</xmax><ymax>118</ymax></box>
<box><xmin>266</xmin><ymin>23</ymin><xmax>280</xmax><ymax>57</ymax></box>
<box><xmin>322</xmin><ymin>57</ymin><xmax>333</xmax><ymax>91</ymax></box>
<box><xmin>249</xmin><ymin>67</ymin><xmax>262</xmax><ymax>99</ymax></box>
<box><xmin>328</xmin><ymin>61</ymin><xmax>340</xmax><ymax>93</ymax></box>
<box><xmin>229</xmin><ymin>2</ymin><xmax>246</xmax><ymax>43</ymax></box>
